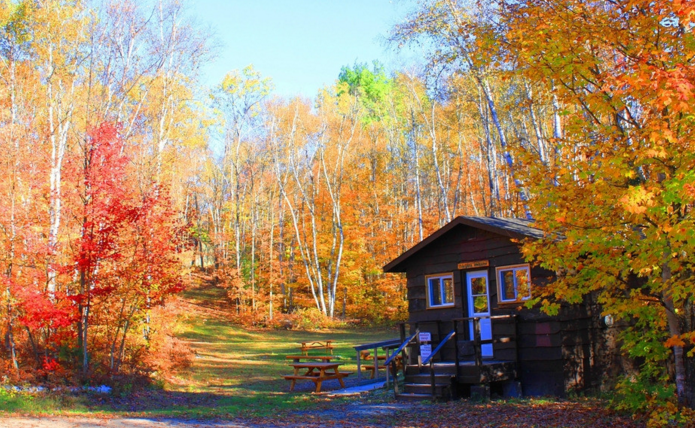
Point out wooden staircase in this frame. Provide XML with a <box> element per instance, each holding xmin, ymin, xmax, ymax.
<box><xmin>387</xmin><ymin>316</ymin><xmax>520</xmax><ymax>401</ymax></box>
<box><xmin>396</xmin><ymin>363</ymin><xmax>455</xmax><ymax>401</ymax></box>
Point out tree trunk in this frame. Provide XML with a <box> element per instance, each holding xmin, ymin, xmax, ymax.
<box><xmin>661</xmin><ymin>258</ymin><xmax>691</xmax><ymax>407</ymax></box>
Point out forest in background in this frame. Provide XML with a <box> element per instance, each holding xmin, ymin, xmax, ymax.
<box><xmin>1</xmin><ymin>0</ymin><xmax>695</xmax><ymax>419</ymax></box>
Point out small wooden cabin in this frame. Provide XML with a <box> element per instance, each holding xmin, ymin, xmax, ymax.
<box><xmin>384</xmin><ymin>216</ymin><xmax>608</xmax><ymax>399</ymax></box>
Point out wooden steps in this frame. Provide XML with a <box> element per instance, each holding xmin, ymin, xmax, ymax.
<box><xmin>395</xmin><ymin>392</ymin><xmax>435</xmax><ymax>401</ymax></box>
<box><xmin>397</xmin><ymin>365</ymin><xmax>454</xmax><ymax>401</ymax></box>
<box><xmin>396</xmin><ymin>360</ymin><xmax>517</xmax><ymax>401</ymax></box>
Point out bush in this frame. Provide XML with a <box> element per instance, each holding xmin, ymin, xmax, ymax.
<box><xmin>612</xmin><ymin>368</ymin><xmax>695</xmax><ymax>427</ymax></box>
<box><xmin>264</xmin><ymin>307</ymin><xmax>349</xmax><ymax>330</ymax></box>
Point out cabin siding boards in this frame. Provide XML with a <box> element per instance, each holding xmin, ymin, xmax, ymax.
<box><xmin>404</xmin><ymin>226</ymin><xmax>522</xmax><ymax>325</ymax></box>
<box><xmin>385</xmin><ymin>216</ymin><xmax>607</xmax><ymax>397</ymax></box>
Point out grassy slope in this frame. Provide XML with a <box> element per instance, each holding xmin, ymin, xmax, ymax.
<box><xmin>152</xmin><ymin>281</ymin><xmax>396</xmax><ymax>418</ymax></box>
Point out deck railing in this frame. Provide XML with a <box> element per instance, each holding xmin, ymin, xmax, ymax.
<box><xmin>389</xmin><ymin>315</ymin><xmax>518</xmax><ymax>398</ymax></box>
<box><xmin>451</xmin><ymin>314</ymin><xmax>518</xmax><ymax>368</ymax></box>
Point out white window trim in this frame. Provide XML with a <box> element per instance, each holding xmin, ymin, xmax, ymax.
<box><xmin>495</xmin><ymin>264</ymin><xmax>532</xmax><ymax>304</ymax></box>
<box><xmin>425</xmin><ymin>273</ymin><xmax>455</xmax><ymax>309</ymax></box>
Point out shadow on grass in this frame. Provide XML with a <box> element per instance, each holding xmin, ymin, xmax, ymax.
<box><xmin>83</xmin><ymin>387</ymin><xmax>331</xmax><ymax>418</ymax></box>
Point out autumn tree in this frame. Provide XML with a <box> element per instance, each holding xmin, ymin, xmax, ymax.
<box><xmin>498</xmin><ymin>0</ymin><xmax>695</xmax><ymax>409</ymax></box>
<box><xmin>390</xmin><ymin>0</ymin><xmax>531</xmax><ymax>218</ymax></box>
<box><xmin>0</xmin><ymin>0</ymin><xmax>208</xmax><ymax>382</ymax></box>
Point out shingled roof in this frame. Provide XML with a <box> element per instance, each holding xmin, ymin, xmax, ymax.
<box><xmin>383</xmin><ymin>216</ymin><xmax>544</xmax><ymax>273</ymax></box>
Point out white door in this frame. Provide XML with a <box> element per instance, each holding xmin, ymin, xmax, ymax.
<box><xmin>466</xmin><ymin>270</ymin><xmax>493</xmax><ymax>358</ymax></box>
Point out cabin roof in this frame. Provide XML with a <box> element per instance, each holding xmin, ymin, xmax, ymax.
<box><xmin>383</xmin><ymin>216</ymin><xmax>544</xmax><ymax>273</ymax></box>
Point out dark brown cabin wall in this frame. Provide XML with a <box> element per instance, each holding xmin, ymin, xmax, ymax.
<box><xmin>405</xmin><ymin>227</ymin><xmax>527</xmax><ymax>326</ymax></box>
<box><xmin>509</xmin><ymin>302</ymin><xmax>607</xmax><ymax>397</ymax></box>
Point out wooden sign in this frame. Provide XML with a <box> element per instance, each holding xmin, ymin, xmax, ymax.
<box><xmin>420</xmin><ymin>344</ymin><xmax>432</xmax><ymax>359</ymax></box>
<box><xmin>458</xmin><ymin>260</ymin><xmax>490</xmax><ymax>270</ymax></box>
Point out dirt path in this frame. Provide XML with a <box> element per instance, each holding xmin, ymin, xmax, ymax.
<box><xmin>0</xmin><ymin>402</ymin><xmax>414</xmax><ymax>427</ymax></box>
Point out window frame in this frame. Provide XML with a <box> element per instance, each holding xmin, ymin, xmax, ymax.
<box><xmin>425</xmin><ymin>272</ymin><xmax>455</xmax><ymax>309</ymax></box>
<box><xmin>495</xmin><ymin>264</ymin><xmax>532</xmax><ymax>304</ymax></box>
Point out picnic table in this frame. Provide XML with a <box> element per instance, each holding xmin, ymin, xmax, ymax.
<box><xmin>298</xmin><ymin>340</ymin><xmax>334</xmax><ymax>355</ymax></box>
<box><xmin>283</xmin><ymin>362</ymin><xmax>351</xmax><ymax>393</ymax></box>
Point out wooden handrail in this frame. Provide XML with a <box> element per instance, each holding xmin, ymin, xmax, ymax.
<box><xmin>385</xmin><ymin>329</ymin><xmax>419</xmax><ymax>366</ymax></box>
<box><xmin>421</xmin><ymin>330</ymin><xmax>455</xmax><ymax>365</ymax></box>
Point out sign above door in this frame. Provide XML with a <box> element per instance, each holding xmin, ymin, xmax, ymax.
<box><xmin>457</xmin><ymin>260</ymin><xmax>489</xmax><ymax>270</ymax></box>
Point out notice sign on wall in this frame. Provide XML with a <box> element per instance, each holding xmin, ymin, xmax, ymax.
<box><xmin>420</xmin><ymin>344</ymin><xmax>432</xmax><ymax>360</ymax></box>
<box><xmin>419</xmin><ymin>332</ymin><xmax>431</xmax><ymax>343</ymax></box>
<box><xmin>457</xmin><ymin>260</ymin><xmax>490</xmax><ymax>270</ymax></box>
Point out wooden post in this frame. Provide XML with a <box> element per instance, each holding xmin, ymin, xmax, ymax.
<box><xmin>385</xmin><ymin>347</ymin><xmax>390</xmax><ymax>388</ymax></box>
<box><xmin>436</xmin><ymin>320</ymin><xmax>442</xmax><ymax>362</ymax></box>
<box><xmin>405</xmin><ymin>323</ymin><xmax>411</xmax><ymax>364</ymax></box>
<box><xmin>356</xmin><ymin>350</ymin><xmax>362</xmax><ymax>383</ymax></box>
<box><xmin>454</xmin><ymin>321</ymin><xmax>460</xmax><ymax>377</ymax></box>
<box><xmin>514</xmin><ymin>315</ymin><xmax>520</xmax><ymax>365</ymax></box>
<box><xmin>393</xmin><ymin>358</ymin><xmax>400</xmax><ymax>397</ymax></box>
<box><xmin>430</xmin><ymin>359</ymin><xmax>436</xmax><ymax>398</ymax></box>
<box><xmin>416</xmin><ymin>323</ymin><xmax>422</xmax><ymax>369</ymax></box>
<box><xmin>474</xmin><ymin>318</ymin><xmax>482</xmax><ymax>367</ymax></box>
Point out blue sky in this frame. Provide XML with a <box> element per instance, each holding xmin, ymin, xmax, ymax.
<box><xmin>190</xmin><ymin>0</ymin><xmax>410</xmax><ymax>98</ymax></box>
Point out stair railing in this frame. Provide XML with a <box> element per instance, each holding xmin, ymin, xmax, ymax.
<box><xmin>384</xmin><ymin>327</ymin><xmax>419</xmax><ymax>395</ymax></box>
<box><xmin>421</xmin><ymin>329</ymin><xmax>456</xmax><ymax>398</ymax></box>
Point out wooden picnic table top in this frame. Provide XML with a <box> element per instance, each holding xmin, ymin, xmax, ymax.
<box><xmin>285</xmin><ymin>355</ymin><xmax>335</xmax><ymax>361</ymax></box>
<box><xmin>297</xmin><ymin>340</ymin><xmax>333</xmax><ymax>345</ymax></box>
<box><xmin>290</xmin><ymin>362</ymin><xmax>341</xmax><ymax>369</ymax></box>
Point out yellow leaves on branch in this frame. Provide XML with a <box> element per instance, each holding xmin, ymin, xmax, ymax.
<box><xmin>619</xmin><ymin>185</ymin><xmax>655</xmax><ymax>215</ymax></box>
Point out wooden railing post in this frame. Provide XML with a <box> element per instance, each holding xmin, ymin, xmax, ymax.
<box><xmin>385</xmin><ymin>327</ymin><xmax>421</xmax><ymax>397</ymax></box>
<box><xmin>436</xmin><ymin>320</ymin><xmax>442</xmax><ymax>362</ymax></box>
<box><xmin>474</xmin><ymin>317</ymin><xmax>482</xmax><ymax>367</ymax></box>
<box><xmin>394</xmin><ymin>360</ymin><xmax>400</xmax><ymax>396</ymax></box>
<box><xmin>454</xmin><ymin>321</ymin><xmax>460</xmax><ymax>377</ymax></box>
<box><xmin>430</xmin><ymin>359</ymin><xmax>436</xmax><ymax>398</ymax></box>
<box><xmin>415</xmin><ymin>323</ymin><xmax>422</xmax><ymax>369</ymax></box>
<box><xmin>514</xmin><ymin>315</ymin><xmax>520</xmax><ymax>365</ymax></box>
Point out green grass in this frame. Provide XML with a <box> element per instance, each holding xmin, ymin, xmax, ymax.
<box><xmin>0</xmin><ymin>281</ymin><xmax>397</xmax><ymax>418</ymax></box>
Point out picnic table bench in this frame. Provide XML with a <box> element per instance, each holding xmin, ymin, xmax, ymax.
<box><xmin>283</xmin><ymin>362</ymin><xmax>351</xmax><ymax>393</ymax></box>
<box><xmin>298</xmin><ymin>340</ymin><xmax>334</xmax><ymax>355</ymax></box>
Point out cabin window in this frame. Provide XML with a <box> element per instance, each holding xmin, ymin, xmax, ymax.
<box><xmin>426</xmin><ymin>273</ymin><xmax>455</xmax><ymax>308</ymax></box>
<box><xmin>496</xmin><ymin>264</ymin><xmax>531</xmax><ymax>303</ymax></box>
